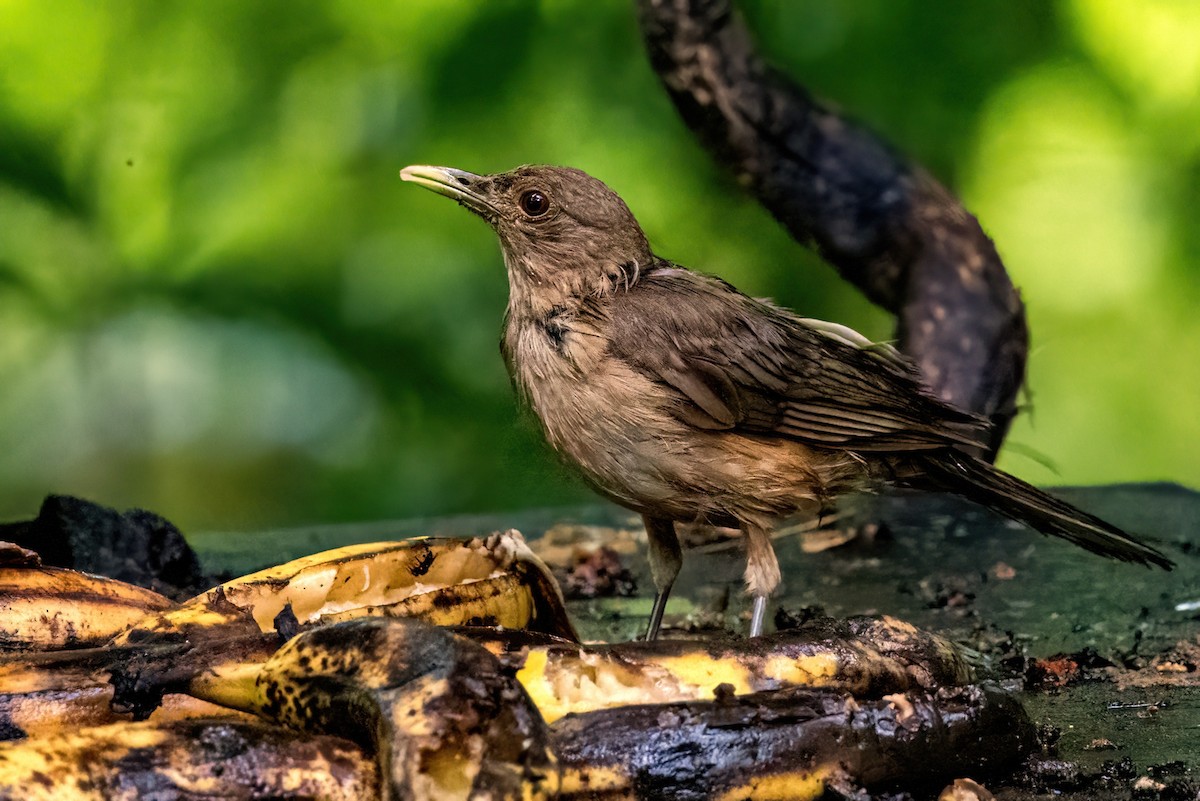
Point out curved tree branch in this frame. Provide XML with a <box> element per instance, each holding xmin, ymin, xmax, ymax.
<box><xmin>637</xmin><ymin>0</ymin><xmax>1027</xmax><ymax>459</ymax></box>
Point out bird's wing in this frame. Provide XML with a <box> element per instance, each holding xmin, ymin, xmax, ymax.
<box><xmin>607</xmin><ymin>267</ymin><xmax>987</xmax><ymax>452</ymax></box>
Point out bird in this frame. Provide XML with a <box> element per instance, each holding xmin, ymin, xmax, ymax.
<box><xmin>400</xmin><ymin>163</ymin><xmax>1172</xmax><ymax>639</ymax></box>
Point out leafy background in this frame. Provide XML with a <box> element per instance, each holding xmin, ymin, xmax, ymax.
<box><xmin>1</xmin><ymin>0</ymin><xmax>1197</xmax><ymax>534</ymax></box>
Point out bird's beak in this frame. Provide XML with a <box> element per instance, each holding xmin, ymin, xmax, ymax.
<box><xmin>400</xmin><ymin>165</ymin><xmax>499</xmax><ymax>218</ymax></box>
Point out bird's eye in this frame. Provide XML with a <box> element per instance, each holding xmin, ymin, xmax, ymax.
<box><xmin>519</xmin><ymin>189</ymin><xmax>550</xmax><ymax>217</ymax></box>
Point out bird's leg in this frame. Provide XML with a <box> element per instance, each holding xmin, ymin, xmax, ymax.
<box><xmin>643</xmin><ymin>515</ymin><xmax>681</xmax><ymax>641</ymax></box>
<box><xmin>743</xmin><ymin>522</ymin><xmax>781</xmax><ymax>637</ymax></box>
<box><xmin>750</xmin><ymin>595</ymin><xmax>769</xmax><ymax>638</ymax></box>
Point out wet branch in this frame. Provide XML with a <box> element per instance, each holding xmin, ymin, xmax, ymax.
<box><xmin>636</xmin><ymin>0</ymin><xmax>1027</xmax><ymax>458</ymax></box>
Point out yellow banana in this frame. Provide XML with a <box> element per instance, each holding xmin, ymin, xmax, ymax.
<box><xmin>0</xmin><ymin>649</ymin><xmax>109</xmax><ymax>696</ymax></box>
<box><xmin>0</xmin><ymin>718</ymin><xmax>378</xmax><ymax>800</ymax></box>
<box><xmin>184</xmin><ymin>617</ymin><xmax>1024</xmax><ymax>801</ymax></box>
<box><xmin>0</xmin><ymin>684</ymin><xmax>252</xmax><ymax>742</ymax></box>
<box><xmin>0</xmin><ymin>532</ymin><xmax>572</xmax><ymax>736</ymax></box>
<box><xmin>550</xmin><ymin>683</ymin><xmax>1035</xmax><ymax>800</ymax></box>
<box><xmin>0</xmin><ymin>567</ymin><xmax>174</xmax><ymax>652</ymax></box>
<box><xmin>98</xmin><ymin>532</ymin><xmax>572</xmax><ymax>721</ymax></box>
<box><xmin>466</xmin><ymin>614</ymin><xmax>971</xmax><ymax>723</ymax></box>
<box><xmin>192</xmin><ymin>617</ymin><xmax>559</xmax><ymax>801</ymax></box>
<box><xmin>0</xmin><ymin>529</ymin><xmax>1033</xmax><ymax>799</ymax></box>
<box><xmin>114</xmin><ymin>530</ymin><xmax>575</xmax><ymax>648</ymax></box>
<box><xmin>0</xmin><ymin>646</ymin><xmax>259</xmax><ymax>742</ymax></box>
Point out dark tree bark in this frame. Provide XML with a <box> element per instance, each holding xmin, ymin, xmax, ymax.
<box><xmin>636</xmin><ymin>0</ymin><xmax>1027</xmax><ymax>459</ymax></box>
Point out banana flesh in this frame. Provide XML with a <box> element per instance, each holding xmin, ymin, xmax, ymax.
<box><xmin>0</xmin><ymin>645</ymin><xmax>260</xmax><ymax>742</ymax></box>
<box><xmin>3</xmin><ymin>532</ymin><xmax>574</xmax><ymax>744</ymax></box>
<box><xmin>0</xmin><ymin>718</ymin><xmax>379</xmax><ymax>800</ymax></box>
<box><xmin>0</xmin><ymin>685</ymin><xmax>252</xmax><ymax>742</ymax></box>
<box><xmin>0</xmin><ymin>567</ymin><xmax>174</xmax><ymax>651</ymax></box>
<box><xmin>220</xmin><ymin>617</ymin><xmax>559</xmax><ymax>801</ymax></box>
<box><xmin>467</xmin><ymin>614</ymin><xmax>970</xmax><ymax>723</ymax></box>
<box><xmin>183</xmin><ymin>617</ymin><xmax>1028</xmax><ymax>801</ymax></box>
<box><xmin>551</xmin><ymin>683</ymin><xmax>1035</xmax><ymax>800</ymax></box>
<box><xmin>114</xmin><ymin>530</ymin><xmax>576</xmax><ymax>648</ymax></box>
<box><xmin>0</xmin><ymin>529</ymin><xmax>1035</xmax><ymax>798</ymax></box>
<box><xmin>101</xmin><ymin>532</ymin><xmax>575</xmax><ymax>720</ymax></box>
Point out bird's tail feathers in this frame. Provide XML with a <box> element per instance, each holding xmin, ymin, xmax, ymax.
<box><xmin>914</xmin><ymin>453</ymin><xmax>1173</xmax><ymax>570</ymax></box>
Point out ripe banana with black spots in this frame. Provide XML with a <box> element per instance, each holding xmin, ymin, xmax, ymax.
<box><xmin>0</xmin><ymin>567</ymin><xmax>174</xmax><ymax>651</ymax></box>
<box><xmin>170</xmin><ymin>617</ymin><xmax>1027</xmax><ymax>801</ymax></box>
<box><xmin>551</xmin><ymin>683</ymin><xmax>1035</xmax><ymax>800</ymax></box>
<box><xmin>469</xmin><ymin>614</ymin><xmax>971</xmax><ymax>723</ymax></box>
<box><xmin>5</xmin><ymin>532</ymin><xmax>575</xmax><ymax>736</ymax></box>
<box><xmin>106</xmin><ymin>532</ymin><xmax>570</xmax><ymax>719</ymax></box>
<box><xmin>0</xmin><ymin>531</ymin><xmax>1037</xmax><ymax>798</ymax></box>
<box><xmin>114</xmin><ymin>530</ymin><xmax>575</xmax><ymax>648</ymax></box>
<box><xmin>193</xmin><ymin>617</ymin><xmax>559</xmax><ymax>801</ymax></box>
<box><xmin>0</xmin><ymin>718</ymin><xmax>378</xmax><ymax>800</ymax></box>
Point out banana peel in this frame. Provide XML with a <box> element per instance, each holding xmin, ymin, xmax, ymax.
<box><xmin>0</xmin><ymin>563</ymin><xmax>175</xmax><ymax>735</ymax></box>
<box><xmin>114</xmin><ymin>530</ymin><xmax>575</xmax><ymax>648</ymax></box>
<box><xmin>0</xmin><ymin>646</ymin><xmax>257</xmax><ymax>742</ymax></box>
<box><xmin>0</xmin><ymin>684</ymin><xmax>252</xmax><ymax>742</ymax></box>
<box><xmin>2</xmin><ymin>619</ymin><xmax>556</xmax><ymax>801</ymax></box>
<box><xmin>106</xmin><ymin>531</ymin><xmax>572</xmax><ymax>716</ymax></box>
<box><xmin>463</xmin><ymin>614</ymin><xmax>970</xmax><ymax>723</ymax></box>
<box><xmin>551</xmin><ymin>683</ymin><xmax>1036</xmax><ymax>800</ymax></box>
<box><xmin>0</xmin><ymin>718</ymin><xmax>379</xmax><ymax>800</ymax></box>
<box><xmin>0</xmin><ymin>567</ymin><xmax>174</xmax><ymax>651</ymax></box>
<box><xmin>206</xmin><ymin>617</ymin><xmax>559</xmax><ymax>801</ymax></box>
<box><xmin>1</xmin><ymin>610</ymin><xmax>1034</xmax><ymax>800</ymax></box>
<box><xmin>1</xmin><ymin>619</ymin><xmax>553</xmax><ymax>801</ymax></box>
<box><xmin>175</xmin><ymin>618</ymin><xmax>1030</xmax><ymax>801</ymax></box>
<box><xmin>5</xmin><ymin>532</ymin><xmax>575</xmax><ymax>732</ymax></box>
<box><xmin>0</xmin><ymin>528</ymin><xmax>1038</xmax><ymax>798</ymax></box>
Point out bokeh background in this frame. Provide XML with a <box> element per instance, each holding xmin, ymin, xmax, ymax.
<box><xmin>1</xmin><ymin>0</ymin><xmax>1197</xmax><ymax>534</ymax></box>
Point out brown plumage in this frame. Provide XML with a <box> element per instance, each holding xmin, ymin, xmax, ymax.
<box><xmin>401</xmin><ymin>164</ymin><xmax>1172</xmax><ymax>638</ymax></box>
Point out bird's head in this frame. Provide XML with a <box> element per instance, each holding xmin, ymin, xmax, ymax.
<box><xmin>401</xmin><ymin>164</ymin><xmax>652</xmax><ymax>306</ymax></box>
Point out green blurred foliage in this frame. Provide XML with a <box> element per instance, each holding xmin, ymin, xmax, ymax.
<box><xmin>0</xmin><ymin>0</ymin><xmax>1196</xmax><ymax>532</ymax></box>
